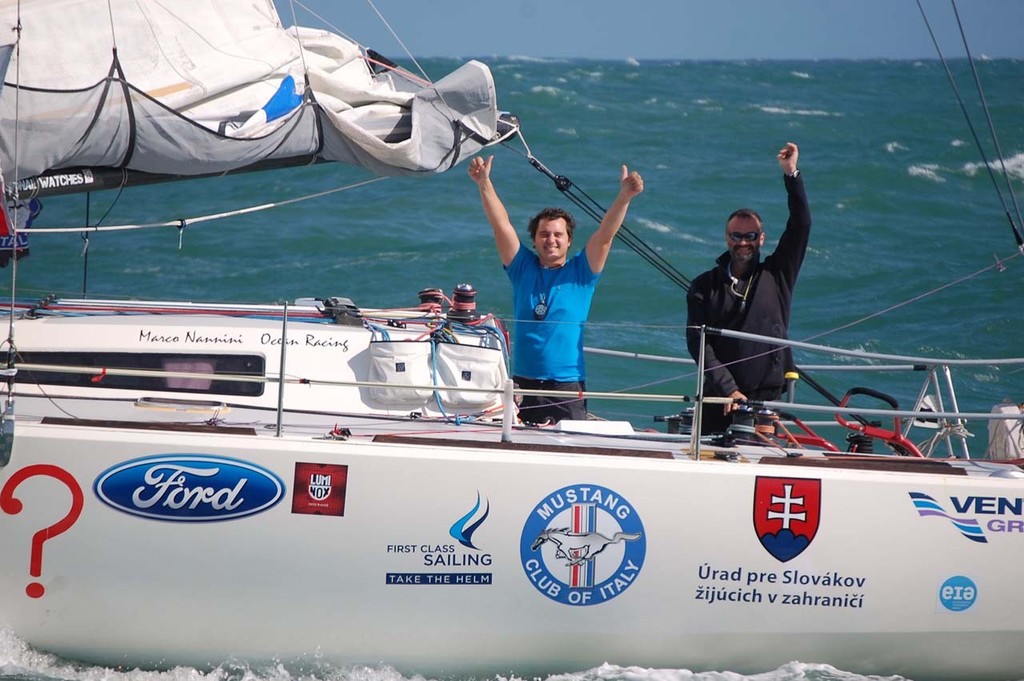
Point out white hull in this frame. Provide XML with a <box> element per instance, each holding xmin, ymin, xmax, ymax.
<box><xmin>0</xmin><ymin>300</ymin><xmax>1022</xmax><ymax>680</ymax></box>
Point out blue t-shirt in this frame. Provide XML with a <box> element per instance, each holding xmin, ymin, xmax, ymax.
<box><xmin>505</xmin><ymin>245</ymin><xmax>600</xmax><ymax>381</ymax></box>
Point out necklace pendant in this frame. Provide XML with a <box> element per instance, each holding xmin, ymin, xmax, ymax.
<box><xmin>534</xmin><ymin>292</ymin><xmax>548</xmax><ymax>320</ymax></box>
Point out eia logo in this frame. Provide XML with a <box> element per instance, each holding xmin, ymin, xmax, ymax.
<box><xmin>520</xmin><ymin>483</ymin><xmax>645</xmax><ymax>606</ymax></box>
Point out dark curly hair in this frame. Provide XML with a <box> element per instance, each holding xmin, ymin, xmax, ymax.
<box><xmin>527</xmin><ymin>207</ymin><xmax>576</xmax><ymax>241</ymax></box>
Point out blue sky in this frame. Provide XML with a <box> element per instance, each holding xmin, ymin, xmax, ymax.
<box><xmin>279</xmin><ymin>1</ymin><xmax>1024</xmax><ymax>60</ymax></box>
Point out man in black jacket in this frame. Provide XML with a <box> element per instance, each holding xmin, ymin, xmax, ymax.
<box><xmin>685</xmin><ymin>142</ymin><xmax>810</xmax><ymax>434</ymax></box>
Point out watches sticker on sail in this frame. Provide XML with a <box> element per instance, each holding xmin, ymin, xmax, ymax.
<box><xmin>520</xmin><ymin>483</ymin><xmax>646</xmax><ymax>606</ymax></box>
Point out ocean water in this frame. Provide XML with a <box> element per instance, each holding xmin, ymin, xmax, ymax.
<box><xmin>1</xmin><ymin>57</ymin><xmax>1023</xmax><ymax>681</ymax></box>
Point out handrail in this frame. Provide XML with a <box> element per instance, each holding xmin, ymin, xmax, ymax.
<box><xmin>10</xmin><ymin>363</ymin><xmax>1023</xmax><ymax>422</ymax></box>
<box><xmin>706</xmin><ymin>327</ymin><xmax>1024</xmax><ymax>367</ymax></box>
<box><xmin>584</xmin><ymin>347</ymin><xmax>960</xmax><ymax>373</ymax></box>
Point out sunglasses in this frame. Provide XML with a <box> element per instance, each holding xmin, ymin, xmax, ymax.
<box><xmin>728</xmin><ymin>231</ymin><xmax>762</xmax><ymax>243</ymax></box>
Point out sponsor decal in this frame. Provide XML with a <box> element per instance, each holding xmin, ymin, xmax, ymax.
<box><xmin>17</xmin><ymin>169</ymin><xmax>95</xmax><ymax>193</ymax></box>
<box><xmin>291</xmin><ymin>462</ymin><xmax>348</xmax><ymax>516</ymax></box>
<box><xmin>94</xmin><ymin>455</ymin><xmax>284</xmax><ymax>521</ymax></box>
<box><xmin>520</xmin><ymin>483</ymin><xmax>645</xmax><ymax>606</ymax></box>
<box><xmin>910</xmin><ymin>491</ymin><xmax>1024</xmax><ymax>542</ymax></box>
<box><xmin>1</xmin><ymin>464</ymin><xmax>84</xmax><ymax>599</ymax></box>
<box><xmin>694</xmin><ymin>563</ymin><xmax>866</xmax><ymax>609</ymax></box>
<box><xmin>909</xmin><ymin>492</ymin><xmax>986</xmax><ymax>542</ymax></box>
<box><xmin>753</xmin><ymin>476</ymin><xmax>821</xmax><ymax>562</ymax></box>
<box><xmin>938</xmin><ymin>575</ymin><xmax>977</xmax><ymax>612</ymax></box>
<box><xmin>693</xmin><ymin>477</ymin><xmax>866</xmax><ymax>610</ymax></box>
<box><xmin>385</xmin><ymin>492</ymin><xmax>493</xmax><ymax>585</ymax></box>
<box><xmin>449</xmin><ymin>490</ymin><xmax>489</xmax><ymax>549</ymax></box>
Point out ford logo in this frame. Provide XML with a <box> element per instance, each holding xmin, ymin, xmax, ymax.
<box><xmin>95</xmin><ymin>455</ymin><xmax>285</xmax><ymax>521</ymax></box>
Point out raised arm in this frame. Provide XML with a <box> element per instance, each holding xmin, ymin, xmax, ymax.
<box><xmin>777</xmin><ymin>141</ymin><xmax>798</xmax><ymax>175</ymax></box>
<box><xmin>774</xmin><ymin>141</ymin><xmax>811</xmax><ymax>288</ymax></box>
<box><xmin>585</xmin><ymin>165</ymin><xmax>644</xmax><ymax>274</ymax></box>
<box><xmin>468</xmin><ymin>155</ymin><xmax>520</xmax><ymax>266</ymax></box>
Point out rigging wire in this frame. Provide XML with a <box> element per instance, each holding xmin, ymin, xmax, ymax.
<box><xmin>2</xmin><ymin>3</ymin><xmax>23</xmax><ymax>365</ymax></box>
<box><xmin>951</xmin><ymin>0</ymin><xmax>1024</xmax><ymax>243</ymax></box>
<box><xmin>505</xmin><ymin>132</ymin><xmax>692</xmax><ymax>291</ymax></box>
<box><xmin>20</xmin><ymin>176</ymin><xmax>390</xmax><ymax>236</ymax></box>
<box><xmin>915</xmin><ymin>0</ymin><xmax>1024</xmax><ymax>249</ymax></box>
<box><xmin>364</xmin><ymin>0</ymin><xmax>433</xmax><ymax>86</ymax></box>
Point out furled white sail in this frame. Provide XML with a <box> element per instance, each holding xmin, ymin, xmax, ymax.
<box><xmin>0</xmin><ymin>0</ymin><xmax>508</xmax><ymax>196</ymax></box>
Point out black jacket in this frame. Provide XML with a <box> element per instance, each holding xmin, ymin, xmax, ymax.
<box><xmin>686</xmin><ymin>173</ymin><xmax>811</xmax><ymax>399</ymax></box>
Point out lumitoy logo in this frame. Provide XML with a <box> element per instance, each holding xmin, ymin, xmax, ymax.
<box><xmin>95</xmin><ymin>455</ymin><xmax>285</xmax><ymax>521</ymax></box>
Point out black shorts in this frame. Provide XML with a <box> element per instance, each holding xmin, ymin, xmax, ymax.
<box><xmin>513</xmin><ymin>376</ymin><xmax>587</xmax><ymax>425</ymax></box>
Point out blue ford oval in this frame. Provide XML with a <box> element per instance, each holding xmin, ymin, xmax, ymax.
<box><xmin>95</xmin><ymin>454</ymin><xmax>285</xmax><ymax>522</ymax></box>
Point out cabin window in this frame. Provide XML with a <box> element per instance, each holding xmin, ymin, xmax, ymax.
<box><xmin>16</xmin><ymin>352</ymin><xmax>265</xmax><ymax>396</ymax></box>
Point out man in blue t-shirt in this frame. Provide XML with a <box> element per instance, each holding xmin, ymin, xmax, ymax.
<box><xmin>468</xmin><ymin>155</ymin><xmax>644</xmax><ymax>424</ymax></box>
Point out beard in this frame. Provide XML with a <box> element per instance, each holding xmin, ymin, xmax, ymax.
<box><xmin>731</xmin><ymin>246</ymin><xmax>760</xmax><ymax>268</ymax></box>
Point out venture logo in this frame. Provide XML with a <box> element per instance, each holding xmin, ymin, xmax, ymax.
<box><xmin>95</xmin><ymin>455</ymin><xmax>285</xmax><ymax>521</ymax></box>
<box><xmin>909</xmin><ymin>492</ymin><xmax>986</xmax><ymax>543</ymax></box>
<box><xmin>911</xmin><ymin>492</ymin><xmax>1024</xmax><ymax>540</ymax></box>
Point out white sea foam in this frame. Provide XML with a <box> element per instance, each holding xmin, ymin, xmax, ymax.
<box><xmin>907</xmin><ymin>164</ymin><xmax>945</xmax><ymax>182</ymax></box>
<box><xmin>790</xmin><ymin>71</ymin><xmax>811</xmax><ymax>79</ymax></box>
<box><xmin>758</xmin><ymin>106</ymin><xmax>840</xmax><ymax>117</ymax></box>
<box><xmin>963</xmin><ymin>151</ymin><xmax>1024</xmax><ymax>180</ymax></box>
<box><xmin>884</xmin><ymin>142</ymin><xmax>907</xmax><ymax>153</ymax></box>
<box><xmin>0</xmin><ymin>628</ymin><xmax>905</xmax><ymax>681</ymax></box>
<box><xmin>530</xmin><ymin>85</ymin><xmax>563</xmax><ymax>96</ymax></box>
<box><xmin>507</xmin><ymin>55</ymin><xmax>566</xmax><ymax>64</ymax></box>
<box><xmin>636</xmin><ymin>217</ymin><xmax>672</xmax><ymax>234</ymax></box>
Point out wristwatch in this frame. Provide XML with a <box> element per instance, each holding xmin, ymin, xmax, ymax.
<box><xmin>786</xmin><ymin>169</ymin><xmax>800</xmax><ymax>178</ymax></box>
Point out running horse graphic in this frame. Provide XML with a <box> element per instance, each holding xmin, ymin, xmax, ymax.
<box><xmin>530</xmin><ymin>528</ymin><xmax>642</xmax><ymax>566</ymax></box>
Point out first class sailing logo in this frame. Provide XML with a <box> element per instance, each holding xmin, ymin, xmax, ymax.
<box><xmin>94</xmin><ymin>455</ymin><xmax>284</xmax><ymax>521</ymax></box>
<box><xmin>520</xmin><ymin>483</ymin><xmax>645</xmax><ymax>606</ymax></box>
<box><xmin>385</xmin><ymin>492</ymin><xmax>493</xmax><ymax>585</ymax></box>
<box><xmin>753</xmin><ymin>476</ymin><xmax>821</xmax><ymax>562</ymax></box>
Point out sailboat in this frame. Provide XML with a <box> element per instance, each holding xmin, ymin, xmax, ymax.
<box><xmin>0</xmin><ymin>2</ymin><xmax>1022</xmax><ymax>681</ymax></box>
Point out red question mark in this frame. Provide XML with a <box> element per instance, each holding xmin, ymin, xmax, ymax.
<box><xmin>0</xmin><ymin>464</ymin><xmax>84</xmax><ymax>599</ymax></box>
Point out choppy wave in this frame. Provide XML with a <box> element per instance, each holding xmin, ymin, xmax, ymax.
<box><xmin>964</xmin><ymin>151</ymin><xmax>1024</xmax><ymax>180</ymax></box>
<box><xmin>0</xmin><ymin>630</ymin><xmax>916</xmax><ymax>681</ymax></box>
<box><xmin>757</xmin><ymin>106</ymin><xmax>841</xmax><ymax>117</ymax></box>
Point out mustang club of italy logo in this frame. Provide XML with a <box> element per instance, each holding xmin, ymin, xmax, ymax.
<box><xmin>520</xmin><ymin>483</ymin><xmax>645</xmax><ymax>607</ymax></box>
<box><xmin>753</xmin><ymin>476</ymin><xmax>821</xmax><ymax>562</ymax></box>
